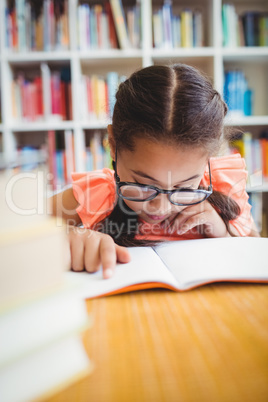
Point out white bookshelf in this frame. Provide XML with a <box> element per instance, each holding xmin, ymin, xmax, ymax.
<box><xmin>0</xmin><ymin>0</ymin><xmax>268</xmax><ymax>232</ymax></box>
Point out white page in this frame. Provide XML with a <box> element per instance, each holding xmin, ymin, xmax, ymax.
<box><xmin>153</xmin><ymin>237</ymin><xmax>268</xmax><ymax>290</ymax></box>
<box><xmin>66</xmin><ymin>246</ymin><xmax>178</xmax><ymax>299</ymax></box>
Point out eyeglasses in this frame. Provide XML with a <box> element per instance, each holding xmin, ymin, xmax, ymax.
<box><xmin>114</xmin><ymin>149</ymin><xmax>213</xmax><ymax>206</ymax></box>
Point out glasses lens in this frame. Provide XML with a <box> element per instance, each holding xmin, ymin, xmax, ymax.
<box><xmin>119</xmin><ymin>185</ymin><xmax>157</xmax><ymax>201</ymax></box>
<box><xmin>170</xmin><ymin>190</ymin><xmax>207</xmax><ymax>205</ymax></box>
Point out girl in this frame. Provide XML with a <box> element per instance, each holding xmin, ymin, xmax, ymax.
<box><xmin>52</xmin><ymin>64</ymin><xmax>259</xmax><ymax>279</ymax></box>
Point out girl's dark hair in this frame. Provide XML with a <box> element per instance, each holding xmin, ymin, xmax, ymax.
<box><xmin>98</xmin><ymin>64</ymin><xmax>240</xmax><ymax>245</ymax></box>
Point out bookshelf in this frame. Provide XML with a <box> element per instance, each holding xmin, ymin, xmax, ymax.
<box><xmin>0</xmin><ymin>0</ymin><xmax>267</xmax><ymax>234</ymax></box>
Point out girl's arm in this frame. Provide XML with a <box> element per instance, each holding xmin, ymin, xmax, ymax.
<box><xmin>51</xmin><ymin>186</ymin><xmax>81</xmax><ymax>225</ymax></box>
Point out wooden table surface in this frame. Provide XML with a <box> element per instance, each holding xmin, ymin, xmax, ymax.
<box><xmin>47</xmin><ymin>283</ymin><xmax>268</xmax><ymax>402</ymax></box>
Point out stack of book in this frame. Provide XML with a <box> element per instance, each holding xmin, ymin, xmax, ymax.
<box><xmin>0</xmin><ymin>171</ymin><xmax>93</xmax><ymax>401</ymax></box>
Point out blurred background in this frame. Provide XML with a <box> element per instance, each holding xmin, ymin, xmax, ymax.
<box><xmin>0</xmin><ymin>1</ymin><xmax>268</xmax><ymax>400</ymax></box>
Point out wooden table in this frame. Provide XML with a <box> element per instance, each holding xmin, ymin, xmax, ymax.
<box><xmin>47</xmin><ymin>283</ymin><xmax>268</xmax><ymax>402</ymax></box>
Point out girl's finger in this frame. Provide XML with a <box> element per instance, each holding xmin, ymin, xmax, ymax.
<box><xmin>168</xmin><ymin>209</ymin><xmax>194</xmax><ymax>233</ymax></box>
<box><xmin>69</xmin><ymin>234</ymin><xmax>85</xmax><ymax>272</ymax></box>
<box><xmin>115</xmin><ymin>244</ymin><xmax>131</xmax><ymax>263</ymax></box>
<box><xmin>168</xmin><ymin>204</ymin><xmax>207</xmax><ymax>233</ymax></box>
<box><xmin>177</xmin><ymin>212</ymin><xmax>208</xmax><ymax>234</ymax></box>
<box><xmin>99</xmin><ymin>235</ymin><xmax>117</xmax><ymax>279</ymax></box>
<box><xmin>84</xmin><ymin>232</ymin><xmax>102</xmax><ymax>273</ymax></box>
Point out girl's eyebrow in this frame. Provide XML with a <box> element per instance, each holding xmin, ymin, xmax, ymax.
<box><xmin>130</xmin><ymin>170</ymin><xmax>201</xmax><ymax>185</ymax></box>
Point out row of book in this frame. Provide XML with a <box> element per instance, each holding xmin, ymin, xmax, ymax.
<box><xmin>49</xmin><ymin>130</ymin><xmax>111</xmax><ymax>189</ymax></box>
<box><xmin>0</xmin><ymin>172</ymin><xmax>92</xmax><ymax>401</ymax></box>
<box><xmin>6</xmin><ymin>0</ymin><xmax>69</xmax><ymax>52</ymax></box>
<box><xmin>222</xmin><ymin>4</ymin><xmax>268</xmax><ymax>47</ymax></box>
<box><xmin>224</xmin><ymin>70</ymin><xmax>253</xmax><ymax>117</ymax></box>
<box><xmin>78</xmin><ymin>1</ymin><xmax>141</xmax><ymax>50</ymax></box>
<box><xmin>4</xmin><ymin>129</ymin><xmax>112</xmax><ymax>188</ymax></box>
<box><xmin>153</xmin><ymin>6</ymin><xmax>203</xmax><ymax>49</ymax></box>
<box><xmin>79</xmin><ymin>71</ymin><xmax>126</xmax><ymax>121</ymax></box>
<box><xmin>14</xmin><ymin>137</ymin><xmax>111</xmax><ymax>190</ymax></box>
<box><xmin>11</xmin><ymin>64</ymin><xmax>72</xmax><ymax>122</ymax></box>
<box><xmin>229</xmin><ymin>131</ymin><xmax>268</xmax><ymax>183</ymax></box>
<box><xmin>230</xmin><ymin>131</ymin><xmax>268</xmax><ymax>234</ymax></box>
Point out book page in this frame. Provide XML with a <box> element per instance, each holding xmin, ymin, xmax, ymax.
<box><xmin>153</xmin><ymin>237</ymin><xmax>268</xmax><ymax>290</ymax></box>
<box><xmin>66</xmin><ymin>246</ymin><xmax>178</xmax><ymax>299</ymax></box>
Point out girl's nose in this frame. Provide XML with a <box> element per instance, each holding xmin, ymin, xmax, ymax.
<box><xmin>146</xmin><ymin>193</ymin><xmax>172</xmax><ymax>213</ymax></box>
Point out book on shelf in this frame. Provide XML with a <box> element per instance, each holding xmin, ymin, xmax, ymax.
<box><xmin>126</xmin><ymin>1</ymin><xmax>141</xmax><ymax>48</ymax></box>
<box><xmin>259</xmin><ymin>15</ymin><xmax>268</xmax><ymax>46</ymax></box>
<box><xmin>248</xmin><ymin>192</ymin><xmax>263</xmax><ymax>233</ymax></box>
<box><xmin>181</xmin><ymin>9</ymin><xmax>193</xmax><ymax>48</ymax></box>
<box><xmin>78</xmin><ymin>2</ymin><xmax>121</xmax><ymax>50</ymax></box>
<box><xmin>153</xmin><ymin>4</ymin><xmax>203</xmax><ymax>49</ymax></box>
<box><xmin>80</xmin><ymin>71</ymin><xmax>124</xmax><ymax>121</ymax></box>
<box><xmin>15</xmin><ymin>145</ymin><xmax>47</xmax><ymax>171</ymax></box>
<box><xmin>0</xmin><ymin>170</ymin><xmax>92</xmax><ymax>401</ymax></box>
<box><xmin>47</xmin><ymin>129</ymin><xmax>76</xmax><ymax>190</ymax></box>
<box><xmin>222</xmin><ymin>4</ymin><xmax>239</xmax><ymax>47</ymax></box>
<box><xmin>85</xmin><ymin>132</ymin><xmax>111</xmax><ymax>172</ymax></box>
<box><xmin>11</xmin><ymin>64</ymin><xmax>72</xmax><ymax>123</ymax></box>
<box><xmin>6</xmin><ymin>0</ymin><xmax>69</xmax><ymax>52</ymax></box>
<box><xmin>242</xmin><ymin>12</ymin><xmax>260</xmax><ymax>47</ymax></box>
<box><xmin>67</xmin><ymin>237</ymin><xmax>268</xmax><ymax>299</ymax></box>
<box><xmin>109</xmin><ymin>0</ymin><xmax>129</xmax><ymax>49</ymax></box>
<box><xmin>260</xmin><ymin>132</ymin><xmax>268</xmax><ymax>179</ymax></box>
<box><xmin>229</xmin><ymin>130</ymin><xmax>268</xmax><ymax>184</ymax></box>
<box><xmin>105</xmin><ymin>1</ymin><xmax>119</xmax><ymax>48</ymax></box>
<box><xmin>224</xmin><ymin>70</ymin><xmax>253</xmax><ymax>118</ymax></box>
<box><xmin>222</xmin><ymin>4</ymin><xmax>268</xmax><ymax>47</ymax></box>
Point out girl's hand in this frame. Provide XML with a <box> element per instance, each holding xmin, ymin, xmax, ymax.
<box><xmin>167</xmin><ymin>201</ymin><xmax>230</xmax><ymax>238</ymax></box>
<box><xmin>68</xmin><ymin>227</ymin><xmax>131</xmax><ymax>279</ymax></box>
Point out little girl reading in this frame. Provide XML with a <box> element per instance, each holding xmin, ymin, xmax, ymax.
<box><xmin>52</xmin><ymin>64</ymin><xmax>259</xmax><ymax>278</ymax></box>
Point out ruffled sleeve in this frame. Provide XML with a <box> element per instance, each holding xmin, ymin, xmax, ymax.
<box><xmin>201</xmin><ymin>153</ymin><xmax>254</xmax><ymax>236</ymax></box>
<box><xmin>71</xmin><ymin>168</ymin><xmax>116</xmax><ymax>228</ymax></box>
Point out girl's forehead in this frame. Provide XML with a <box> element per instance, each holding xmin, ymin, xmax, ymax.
<box><xmin>121</xmin><ymin>138</ymin><xmax>207</xmax><ymax>166</ymax></box>
<box><xmin>119</xmin><ymin>139</ymin><xmax>208</xmax><ymax>183</ymax></box>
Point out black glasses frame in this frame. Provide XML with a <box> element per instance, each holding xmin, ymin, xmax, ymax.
<box><xmin>114</xmin><ymin>149</ymin><xmax>213</xmax><ymax>206</ymax></box>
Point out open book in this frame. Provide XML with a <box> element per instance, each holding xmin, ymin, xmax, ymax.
<box><xmin>67</xmin><ymin>237</ymin><xmax>268</xmax><ymax>299</ymax></box>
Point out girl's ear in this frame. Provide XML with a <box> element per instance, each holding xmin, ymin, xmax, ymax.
<box><xmin>107</xmin><ymin>124</ymin><xmax>116</xmax><ymax>160</ymax></box>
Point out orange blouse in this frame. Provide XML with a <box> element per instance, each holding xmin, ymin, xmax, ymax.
<box><xmin>71</xmin><ymin>154</ymin><xmax>254</xmax><ymax>240</ymax></box>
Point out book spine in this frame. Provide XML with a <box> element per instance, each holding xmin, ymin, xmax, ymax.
<box><xmin>64</xmin><ymin>130</ymin><xmax>75</xmax><ymax>183</ymax></box>
<box><xmin>153</xmin><ymin>11</ymin><xmax>162</xmax><ymax>48</ymax></box>
<box><xmin>105</xmin><ymin>1</ymin><xmax>118</xmax><ymax>49</ymax></box>
<box><xmin>109</xmin><ymin>0</ymin><xmax>129</xmax><ymax>49</ymax></box>
<box><xmin>106</xmin><ymin>71</ymin><xmax>119</xmax><ymax>117</ymax></box>
<box><xmin>41</xmin><ymin>63</ymin><xmax>52</xmax><ymax>120</ymax></box>
<box><xmin>47</xmin><ymin>130</ymin><xmax>57</xmax><ymax>190</ymax></box>
<box><xmin>162</xmin><ymin>1</ymin><xmax>173</xmax><ymax>49</ymax></box>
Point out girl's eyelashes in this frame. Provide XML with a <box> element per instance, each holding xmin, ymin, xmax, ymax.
<box><xmin>131</xmin><ymin>176</ymin><xmax>197</xmax><ymax>190</ymax></box>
